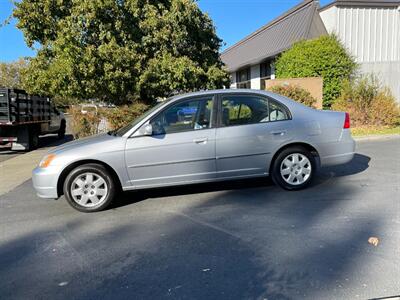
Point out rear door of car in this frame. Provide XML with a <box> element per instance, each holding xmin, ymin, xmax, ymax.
<box><xmin>125</xmin><ymin>94</ymin><xmax>217</xmax><ymax>188</ymax></box>
<box><xmin>215</xmin><ymin>93</ymin><xmax>293</xmax><ymax>179</ymax></box>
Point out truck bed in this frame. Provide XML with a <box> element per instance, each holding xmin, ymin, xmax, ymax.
<box><xmin>0</xmin><ymin>88</ymin><xmax>51</xmax><ymax>125</ymax></box>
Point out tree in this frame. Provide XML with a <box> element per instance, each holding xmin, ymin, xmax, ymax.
<box><xmin>14</xmin><ymin>0</ymin><xmax>230</xmax><ymax>104</ymax></box>
<box><xmin>275</xmin><ymin>35</ymin><xmax>357</xmax><ymax>108</ymax></box>
<box><xmin>0</xmin><ymin>58</ymin><xmax>28</xmax><ymax>89</ymax></box>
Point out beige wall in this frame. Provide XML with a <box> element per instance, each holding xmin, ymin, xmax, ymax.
<box><xmin>263</xmin><ymin>77</ymin><xmax>323</xmax><ymax>109</ymax></box>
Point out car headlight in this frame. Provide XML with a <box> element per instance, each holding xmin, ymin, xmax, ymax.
<box><xmin>39</xmin><ymin>154</ymin><xmax>56</xmax><ymax>168</ymax></box>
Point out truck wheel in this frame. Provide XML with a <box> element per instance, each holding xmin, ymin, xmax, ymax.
<box><xmin>28</xmin><ymin>127</ymin><xmax>39</xmax><ymax>150</ymax></box>
<box><xmin>63</xmin><ymin>163</ymin><xmax>116</xmax><ymax>212</ymax></box>
<box><xmin>58</xmin><ymin>120</ymin><xmax>66</xmax><ymax>139</ymax></box>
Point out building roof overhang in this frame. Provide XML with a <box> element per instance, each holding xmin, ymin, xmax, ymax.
<box><xmin>220</xmin><ymin>0</ymin><xmax>328</xmax><ymax>73</ymax></box>
<box><xmin>319</xmin><ymin>0</ymin><xmax>400</xmax><ymax>12</ymax></box>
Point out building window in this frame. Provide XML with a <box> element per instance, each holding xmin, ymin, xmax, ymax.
<box><xmin>236</xmin><ymin>67</ymin><xmax>251</xmax><ymax>89</ymax></box>
<box><xmin>260</xmin><ymin>60</ymin><xmax>272</xmax><ymax>90</ymax></box>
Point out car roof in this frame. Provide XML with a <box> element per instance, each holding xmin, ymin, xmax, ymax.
<box><xmin>169</xmin><ymin>89</ymin><xmax>309</xmax><ymax>111</ymax></box>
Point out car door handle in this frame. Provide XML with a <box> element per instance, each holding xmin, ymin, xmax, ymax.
<box><xmin>270</xmin><ymin>130</ymin><xmax>287</xmax><ymax>136</ymax></box>
<box><xmin>193</xmin><ymin>137</ymin><xmax>208</xmax><ymax>144</ymax></box>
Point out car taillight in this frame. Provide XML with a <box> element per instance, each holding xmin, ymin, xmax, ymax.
<box><xmin>343</xmin><ymin>112</ymin><xmax>350</xmax><ymax>129</ymax></box>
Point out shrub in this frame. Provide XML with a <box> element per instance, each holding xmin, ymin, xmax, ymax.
<box><xmin>68</xmin><ymin>106</ymin><xmax>102</xmax><ymax>139</ymax></box>
<box><xmin>275</xmin><ymin>34</ymin><xmax>357</xmax><ymax>108</ymax></box>
<box><xmin>332</xmin><ymin>75</ymin><xmax>400</xmax><ymax>127</ymax></box>
<box><xmin>68</xmin><ymin>102</ymin><xmax>151</xmax><ymax>138</ymax></box>
<box><xmin>102</xmin><ymin>102</ymin><xmax>150</xmax><ymax>130</ymax></box>
<box><xmin>269</xmin><ymin>84</ymin><xmax>317</xmax><ymax>108</ymax></box>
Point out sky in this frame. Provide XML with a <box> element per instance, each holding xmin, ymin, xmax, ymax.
<box><xmin>0</xmin><ymin>0</ymin><xmax>331</xmax><ymax>62</ymax></box>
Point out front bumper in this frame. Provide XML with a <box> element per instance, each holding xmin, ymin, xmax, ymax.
<box><xmin>32</xmin><ymin>166</ymin><xmax>60</xmax><ymax>199</ymax></box>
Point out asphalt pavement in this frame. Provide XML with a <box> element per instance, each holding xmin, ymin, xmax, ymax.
<box><xmin>0</xmin><ymin>137</ymin><xmax>399</xmax><ymax>300</ymax></box>
<box><xmin>0</xmin><ymin>134</ymin><xmax>73</xmax><ymax>163</ymax></box>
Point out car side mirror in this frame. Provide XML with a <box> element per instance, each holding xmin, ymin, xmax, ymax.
<box><xmin>138</xmin><ymin>123</ymin><xmax>153</xmax><ymax>136</ymax></box>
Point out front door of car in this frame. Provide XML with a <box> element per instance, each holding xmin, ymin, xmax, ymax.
<box><xmin>215</xmin><ymin>94</ymin><xmax>292</xmax><ymax>179</ymax></box>
<box><xmin>125</xmin><ymin>95</ymin><xmax>216</xmax><ymax>188</ymax></box>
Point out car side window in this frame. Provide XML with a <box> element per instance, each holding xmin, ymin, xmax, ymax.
<box><xmin>151</xmin><ymin>97</ymin><xmax>213</xmax><ymax>135</ymax></box>
<box><xmin>269</xmin><ymin>100</ymin><xmax>290</xmax><ymax>122</ymax></box>
<box><xmin>221</xmin><ymin>95</ymin><xmax>269</xmax><ymax>126</ymax></box>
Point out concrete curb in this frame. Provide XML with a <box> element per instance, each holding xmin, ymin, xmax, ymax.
<box><xmin>353</xmin><ymin>134</ymin><xmax>400</xmax><ymax>142</ymax></box>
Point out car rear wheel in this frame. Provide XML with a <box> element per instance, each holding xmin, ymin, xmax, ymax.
<box><xmin>63</xmin><ymin>163</ymin><xmax>116</xmax><ymax>212</ymax></box>
<box><xmin>271</xmin><ymin>146</ymin><xmax>316</xmax><ymax>190</ymax></box>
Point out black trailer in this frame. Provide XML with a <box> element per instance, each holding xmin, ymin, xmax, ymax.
<box><xmin>0</xmin><ymin>88</ymin><xmax>66</xmax><ymax>151</ymax></box>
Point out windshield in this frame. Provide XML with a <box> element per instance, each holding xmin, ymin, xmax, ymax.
<box><xmin>113</xmin><ymin>100</ymin><xmax>170</xmax><ymax>137</ymax></box>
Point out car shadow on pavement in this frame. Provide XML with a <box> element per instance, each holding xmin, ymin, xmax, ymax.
<box><xmin>0</xmin><ymin>134</ymin><xmax>73</xmax><ymax>154</ymax></box>
<box><xmin>0</xmin><ymin>150</ymin><xmax>381</xmax><ymax>299</ymax></box>
<box><xmin>115</xmin><ymin>153</ymin><xmax>371</xmax><ymax>209</ymax></box>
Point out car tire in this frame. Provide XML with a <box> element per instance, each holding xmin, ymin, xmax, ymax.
<box><xmin>58</xmin><ymin>120</ymin><xmax>66</xmax><ymax>139</ymax></box>
<box><xmin>271</xmin><ymin>146</ymin><xmax>316</xmax><ymax>190</ymax></box>
<box><xmin>63</xmin><ymin>163</ymin><xmax>116</xmax><ymax>212</ymax></box>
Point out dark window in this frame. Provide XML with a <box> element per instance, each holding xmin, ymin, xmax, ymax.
<box><xmin>236</xmin><ymin>68</ymin><xmax>251</xmax><ymax>89</ymax></box>
<box><xmin>220</xmin><ymin>95</ymin><xmax>290</xmax><ymax>127</ymax></box>
<box><xmin>269</xmin><ymin>100</ymin><xmax>290</xmax><ymax>121</ymax></box>
<box><xmin>220</xmin><ymin>95</ymin><xmax>269</xmax><ymax>126</ymax></box>
<box><xmin>151</xmin><ymin>97</ymin><xmax>213</xmax><ymax>135</ymax></box>
<box><xmin>260</xmin><ymin>60</ymin><xmax>272</xmax><ymax>90</ymax></box>
<box><xmin>260</xmin><ymin>61</ymin><xmax>272</xmax><ymax>78</ymax></box>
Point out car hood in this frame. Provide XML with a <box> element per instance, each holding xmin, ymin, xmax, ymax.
<box><xmin>49</xmin><ymin>133</ymin><xmax>118</xmax><ymax>154</ymax></box>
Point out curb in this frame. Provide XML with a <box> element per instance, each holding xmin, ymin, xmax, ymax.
<box><xmin>353</xmin><ymin>134</ymin><xmax>400</xmax><ymax>142</ymax></box>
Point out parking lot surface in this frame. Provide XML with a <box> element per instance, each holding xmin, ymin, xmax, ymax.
<box><xmin>0</xmin><ymin>137</ymin><xmax>399</xmax><ymax>299</ymax></box>
<box><xmin>0</xmin><ymin>134</ymin><xmax>72</xmax><ymax>163</ymax></box>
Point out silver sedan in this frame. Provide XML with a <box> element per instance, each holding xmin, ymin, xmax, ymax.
<box><xmin>32</xmin><ymin>90</ymin><xmax>355</xmax><ymax>212</ymax></box>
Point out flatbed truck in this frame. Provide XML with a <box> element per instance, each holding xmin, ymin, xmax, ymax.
<box><xmin>0</xmin><ymin>88</ymin><xmax>65</xmax><ymax>151</ymax></box>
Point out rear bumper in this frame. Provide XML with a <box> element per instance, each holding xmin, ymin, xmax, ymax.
<box><xmin>321</xmin><ymin>151</ymin><xmax>355</xmax><ymax>166</ymax></box>
<box><xmin>32</xmin><ymin>166</ymin><xmax>60</xmax><ymax>199</ymax></box>
<box><xmin>319</xmin><ymin>130</ymin><xmax>356</xmax><ymax>167</ymax></box>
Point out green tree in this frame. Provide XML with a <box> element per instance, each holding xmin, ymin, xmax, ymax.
<box><xmin>275</xmin><ymin>35</ymin><xmax>357</xmax><ymax>108</ymax></box>
<box><xmin>0</xmin><ymin>58</ymin><xmax>28</xmax><ymax>89</ymax></box>
<box><xmin>14</xmin><ymin>0</ymin><xmax>229</xmax><ymax>104</ymax></box>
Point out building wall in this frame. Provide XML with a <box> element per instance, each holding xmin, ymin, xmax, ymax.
<box><xmin>229</xmin><ymin>72</ymin><xmax>237</xmax><ymax>89</ymax></box>
<box><xmin>250</xmin><ymin>64</ymin><xmax>261</xmax><ymax>90</ymax></box>
<box><xmin>230</xmin><ymin>63</ymin><xmax>276</xmax><ymax>89</ymax></box>
<box><xmin>320</xmin><ymin>5</ymin><xmax>400</xmax><ymax>101</ymax></box>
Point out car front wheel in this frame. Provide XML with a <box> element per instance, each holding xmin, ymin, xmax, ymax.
<box><xmin>63</xmin><ymin>163</ymin><xmax>116</xmax><ymax>212</ymax></box>
<box><xmin>271</xmin><ymin>147</ymin><xmax>316</xmax><ymax>190</ymax></box>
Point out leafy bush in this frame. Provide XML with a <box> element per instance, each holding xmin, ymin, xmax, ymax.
<box><xmin>269</xmin><ymin>84</ymin><xmax>317</xmax><ymax>108</ymax></box>
<box><xmin>68</xmin><ymin>102</ymin><xmax>151</xmax><ymax>138</ymax></box>
<box><xmin>332</xmin><ymin>75</ymin><xmax>400</xmax><ymax>127</ymax></box>
<box><xmin>103</xmin><ymin>102</ymin><xmax>150</xmax><ymax>130</ymax></box>
<box><xmin>275</xmin><ymin>35</ymin><xmax>357</xmax><ymax>108</ymax></box>
<box><xmin>68</xmin><ymin>106</ymin><xmax>102</xmax><ymax>139</ymax></box>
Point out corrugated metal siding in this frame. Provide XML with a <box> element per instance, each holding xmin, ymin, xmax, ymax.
<box><xmin>334</xmin><ymin>6</ymin><xmax>400</xmax><ymax>62</ymax></box>
<box><xmin>321</xmin><ymin>4</ymin><xmax>400</xmax><ymax>101</ymax></box>
<box><xmin>221</xmin><ymin>1</ymin><xmax>327</xmax><ymax>72</ymax></box>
